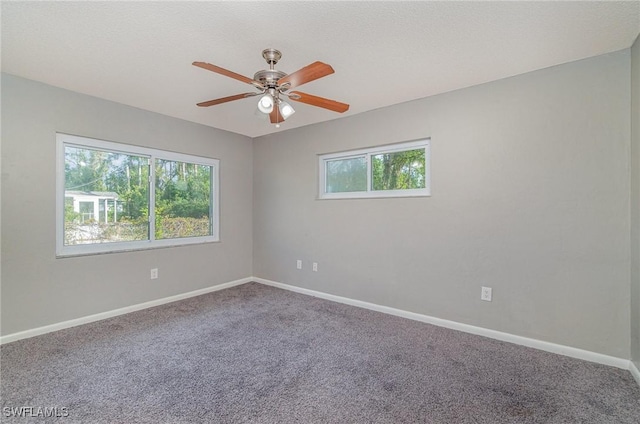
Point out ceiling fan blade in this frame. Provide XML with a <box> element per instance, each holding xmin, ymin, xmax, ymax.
<box><xmin>196</xmin><ymin>92</ymin><xmax>258</xmax><ymax>107</ymax></box>
<box><xmin>289</xmin><ymin>91</ymin><xmax>349</xmax><ymax>113</ymax></box>
<box><xmin>278</xmin><ymin>61</ymin><xmax>334</xmax><ymax>89</ymax></box>
<box><xmin>193</xmin><ymin>61</ymin><xmax>263</xmax><ymax>88</ymax></box>
<box><xmin>270</xmin><ymin>107</ymin><xmax>285</xmax><ymax>124</ymax></box>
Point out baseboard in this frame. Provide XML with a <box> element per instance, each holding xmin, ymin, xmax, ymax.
<box><xmin>0</xmin><ymin>277</ymin><xmax>253</xmax><ymax>345</ymax></box>
<box><xmin>253</xmin><ymin>277</ymin><xmax>631</xmax><ymax>371</ymax></box>
<box><xmin>630</xmin><ymin>361</ymin><xmax>640</xmax><ymax>387</ymax></box>
<box><xmin>3</xmin><ymin>275</ymin><xmax>636</xmax><ymax>383</ymax></box>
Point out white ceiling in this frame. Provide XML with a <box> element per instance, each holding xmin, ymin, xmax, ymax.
<box><xmin>2</xmin><ymin>1</ymin><xmax>639</xmax><ymax>138</ymax></box>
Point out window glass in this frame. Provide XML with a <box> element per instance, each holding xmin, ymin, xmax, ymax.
<box><xmin>64</xmin><ymin>145</ymin><xmax>149</xmax><ymax>246</ymax></box>
<box><xmin>325</xmin><ymin>156</ymin><xmax>367</xmax><ymax>193</ymax></box>
<box><xmin>155</xmin><ymin>159</ymin><xmax>212</xmax><ymax>239</ymax></box>
<box><xmin>372</xmin><ymin>148</ymin><xmax>425</xmax><ymax>191</ymax></box>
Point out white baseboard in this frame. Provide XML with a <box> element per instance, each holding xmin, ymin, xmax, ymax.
<box><xmin>0</xmin><ymin>277</ymin><xmax>252</xmax><ymax>345</ymax></box>
<box><xmin>253</xmin><ymin>277</ymin><xmax>632</xmax><ymax>371</ymax></box>
<box><xmin>3</xmin><ymin>274</ymin><xmax>637</xmax><ymax>388</ymax></box>
<box><xmin>630</xmin><ymin>361</ymin><xmax>640</xmax><ymax>387</ymax></box>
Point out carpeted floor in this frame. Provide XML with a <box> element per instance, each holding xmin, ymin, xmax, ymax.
<box><xmin>1</xmin><ymin>282</ymin><xmax>639</xmax><ymax>423</ymax></box>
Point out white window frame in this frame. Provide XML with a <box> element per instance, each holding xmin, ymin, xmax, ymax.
<box><xmin>56</xmin><ymin>133</ymin><xmax>220</xmax><ymax>257</ymax></box>
<box><xmin>318</xmin><ymin>139</ymin><xmax>431</xmax><ymax>199</ymax></box>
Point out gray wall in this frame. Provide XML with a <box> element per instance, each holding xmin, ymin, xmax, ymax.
<box><xmin>631</xmin><ymin>36</ymin><xmax>640</xmax><ymax>370</ymax></box>
<box><xmin>2</xmin><ymin>48</ymin><xmax>635</xmax><ymax>362</ymax></box>
<box><xmin>1</xmin><ymin>74</ymin><xmax>253</xmax><ymax>336</ymax></box>
<box><xmin>253</xmin><ymin>50</ymin><xmax>631</xmax><ymax>358</ymax></box>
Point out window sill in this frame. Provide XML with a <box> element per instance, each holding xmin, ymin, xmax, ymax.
<box><xmin>56</xmin><ymin>238</ymin><xmax>220</xmax><ymax>258</ymax></box>
<box><xmin>318</xmin><ymin>190</ymin><xmax>431</xmax><ymax>200</ymax></box>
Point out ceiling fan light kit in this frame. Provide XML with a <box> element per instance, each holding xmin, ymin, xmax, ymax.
<box><xmin>193</xmin><ymin>48</ymin><xmax>349</xmax><ymax>126</ymax></box>
<box><xmin>279</xmin><ymin>100</ymin><xmax>295</xmax><ymax>119</ymax></box>
<box><xmin>257</xmin><ymin>93</ymin><xmax>274</xmax><ymax>113</ymax></box>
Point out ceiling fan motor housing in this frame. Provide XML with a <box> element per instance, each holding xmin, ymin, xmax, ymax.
<box><xmin>253</xmin><ymin>69</ymin><xmax>287</xmax><ymax>89</ymax></box>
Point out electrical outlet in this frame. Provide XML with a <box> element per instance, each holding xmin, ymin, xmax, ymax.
<box><xmin>296</xmin><ymin>260</ymin><xmax>302</xmax><ymax>270</ymax></box>
<box><xmin>312</xmin><ymin>262</ymin><xmax>318</xmax><ymax>272</ymax></box>
<box><xmin>150</xmin><ymin>268</ymin><xmax>159</xmax><ymax>280</ymax></box>
<box><xmin>481</xmin><ymin>286</ymin><xmax>492</xmax><ymax>301</ymax></box>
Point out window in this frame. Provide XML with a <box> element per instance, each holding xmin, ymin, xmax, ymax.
<box><xmin>56</xmin><ymin>133</ymin><xmax>219</xmax><ymax>256</ymax></box>
<box><xmin>319</xmin><ymin>139</ymin><xmax>430</xmax><ymax>199</ymax></box>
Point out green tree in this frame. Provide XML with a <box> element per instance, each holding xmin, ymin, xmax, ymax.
<box><xmin>155</xmin><ymin>159</ymin><xmax>211</xmax><ymax>239</ymax></box>
<box><xmin>372</xmin><ymin>149</ymin><xmax>425</xmax><ymax>190</ymax></box>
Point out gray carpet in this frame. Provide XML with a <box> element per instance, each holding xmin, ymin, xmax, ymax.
<box><xmin>1</xmin><ymin>282</ymin><xmax>639</xmax><ymax>423</ymax></box>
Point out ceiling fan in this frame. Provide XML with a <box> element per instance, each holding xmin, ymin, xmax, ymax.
<box><xmin>193</xmin><ymin>48</ymin><xmax>349</xmax><ymax>126</ymax></box>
